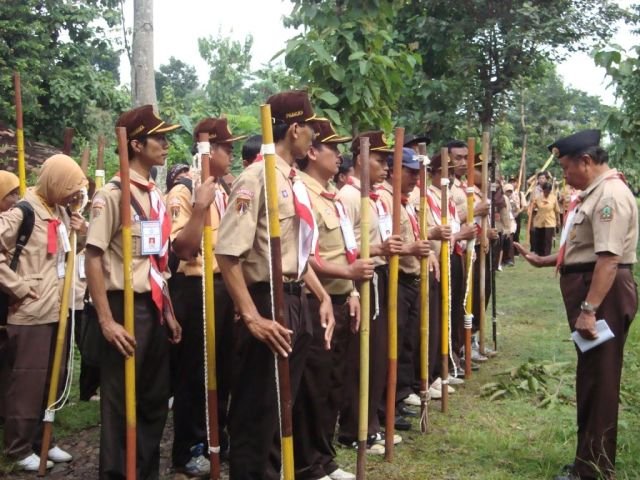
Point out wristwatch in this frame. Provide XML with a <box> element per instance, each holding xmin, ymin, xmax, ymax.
<box><xmin>580</xmin><ymin>301</ymin><xmax>597</xmax><ymax>314</ymax></box>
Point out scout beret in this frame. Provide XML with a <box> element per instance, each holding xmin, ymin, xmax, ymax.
<box><xmin>548</xmin><ymin>129</ymin><xmax>601</xmax><ymax>158</ymax></box>
<box><xmin>267</xmin><ymin>90</ymin><xmax>317</xmax><ymax>125</ymax></box>
<box><xmin>193</xmin><ymin>118</ymin><xmax>248</xmax><ymax>144</ymax></box>
<box><xmin>116</xmin><ymin>105</ymin><xmax>180</xmax><ymax>140</ymax></box>
<box><xmin>311</xmin><ymin>118</ymin><xmax>352</xmax><ymax>144</ymax></box>
<box><xmin>166</xmin><ymin>163</ymin><xmax>190</xmax><ymax>191</ymax></box>
<box><xmin>351</xmin><ymin>130</ymin><xmax>394</xmax><ymax>155</ymax></box>
<box><xmin>403</xmin><ymin>134</ymin><xmax>431</xmax><ymax>148</ymax></box>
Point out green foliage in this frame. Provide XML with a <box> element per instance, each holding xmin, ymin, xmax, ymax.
<box><xmin>283</xmin><ymin>0</ymin><xmax>421</xmax><ymax>133</ymax></box>
<box><xmin>0</xmin><ymin>0</ymin><xmax>129</xmax><ymax>146</ymax></box>
<box><xmin>155</xmin><ymin>57</ymin><xmax>199</xmax><ymax>101</ymax></box>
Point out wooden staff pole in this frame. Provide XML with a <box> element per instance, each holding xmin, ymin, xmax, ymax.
<box><xmin>417</xmin><ymin>142</ymin><xmax>430</xmax><ymax>434</ymax></box>
<box><xmin>259</xmin><ymin>105</ymin><xmax>295</xmax><ymax>480</ymax></box>
<box><xmin>384</xmin><ymin>127</ymin><xmax>404</xmax><ymax>460</ymax></box>
<box><xmin>478</xmin><ymin>133</ymin><xmax>490</xmax><ymax>355</ymax></box>
<box><xmin>356</xmin><ymin>137</ymin><xmax>371</xmax><ymax>479</ymax></box>
<box><xmin>116</xmin><ymin>127</ymin><xmax>137</xmax><ymax>480</ymax></box>
<box><xmin>62</xmin><ymin>128</ymin><xmax>74</xmax><ymax>155</ymax></box>
<box><xmin>13</xmin><ymin>72</ymin><xmax>26</xmax><ymax>196</ymax></box>
<box><xmin>439</xmin><ymin>147</ymin><xmax>450</xmax><ymax>414</ymax></box>
<box><xmin>198</xmin><ymin>133</ymin><xmax>221</xmax><ymax>480</ymax></box>
<box><xmin>95</xmin><ymin>136</ymin><xmax>105</xmax><ymax>190</ymax></box>
<box><xmin>464</xmin><ymin>138</ymin><xmax>475</xmax><ymax>378</ymax></box>
<box><xmin>80</xmin><ymin>146</ymin><xmax>90</xmax><ymax>174</ymax></box>
<box><xmin>490</xmin><ymin>159</ymin><xmax>498</xmax><ymax>351</ymax></box>
<box><xmin>37</xmin><ymin>196</ymin><xmax>83</xmax><ymax>476</ymax></box>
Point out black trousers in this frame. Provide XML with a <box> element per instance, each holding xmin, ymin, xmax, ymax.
<box><xmin>99</xmin><ymin>292</ymin><xmax>170</xmax><ymax>480</ymax></box>
<box><xmin>294</xmin><ymin>294</ymin><xmax>351</xmax><ymax>480</ymax></box>
<box><xmin>502</xmin><ymin>233</ymin><xmax>514</xmax><ymax>264</ymax></box>
<box><xmin>397</xmin><ymin>274</ymin><xmax>420</xmax><ymax>402</ymax></box>
<box><xmin>339</xmin><ymin>265</ymin><xmax>388</xmax><ymax>440</ymax></box>
<box><xmin>427</xmin><ymin>273</ymin><xmax>442</xmax><ymax>384</ymax></box>
<box><xmin>560</xmin><ymin>268</ymin><xmax>637</xmax><ymax>479</ymax></box>
<box><xmin>513</xmin><ymin>213</ymin><xmax>523</xmax><ymax>248</ymax></box>
<box><xmin>73</xmin><ymin>309</ymin><xmax>101</xmax><ymax>401</ymax></box>
<box><xmin>450</xmin><ymin>253</ymin><xmax>465</xmax><ymax>355</ymax></box>
<box><xmin>533</xmin><ymin>227</ymin><xmax>555</xmax><ymax>256</ymax></box>
<box><xmin>169</xmin><ymin>274</ymin><xmax>234</xmax><ymax>467</ymax></box>
<box><xmin>228</xmin><ymin>285</ymin><xmax>312</xmax><ymax>480</ymax></box>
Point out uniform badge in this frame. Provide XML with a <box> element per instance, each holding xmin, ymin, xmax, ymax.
<box><xmin>282</xmin><ymin>190</ymin><xmax>289</xmax><ymax>198</ymax></box>
<box><xmin>91</xmin><ymin>197</ymin><xmax>105</xmax><ymax>218</ymax></box>
<box><xmin>600</xmin><ymin>205</ymin><xmax>613</xmax><ymax>222</ymax></box>
<box><xmin>236</xmin><ymin>196</ymin><xmax>251</xmax><ymax>215</ymax></box>
<box><xmin>171</xmin><ymin>206</ymin><xmax>180</xmax><ymax>220</ymax></box>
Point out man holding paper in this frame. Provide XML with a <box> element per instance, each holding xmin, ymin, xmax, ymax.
<box><xmin>515</xmin><ymin>129</ymin><xmax>638</xmax><ymax>480</ymax></box>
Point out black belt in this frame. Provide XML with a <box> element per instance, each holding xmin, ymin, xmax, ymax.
<box><xmin>374</xmin><ymin>265</ymin><xmax>389</xmax><ymax>274</ymax></box>
<box><xmin>250</xmin><ymin>281</ymin><xmax>304</xmax><ymax>296</ymax></box>
<box><xmin>398</xmin><ymin>271</ymin><xmax>420</xmax><ymax>286</ymax></box>
<box><xmin>330</xmin><ymin>293</ymin><xmax>349</xmax><ymax>305</ymax></box>
<box><xmin>560</xmin><ymin>263</ymin><xmax>633</xmax><ymax>275</ymax></box>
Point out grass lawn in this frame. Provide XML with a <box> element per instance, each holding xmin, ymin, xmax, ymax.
<box><xmin>1</xmin><ymin>259</ymin><xmax>639</xmax><ymax>479</ymax></box>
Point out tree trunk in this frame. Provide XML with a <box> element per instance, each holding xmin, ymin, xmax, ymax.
<box><xmin>132</xmin><ymin>0</ymin><xmax>157</xmax><ymax>109</ymax></box>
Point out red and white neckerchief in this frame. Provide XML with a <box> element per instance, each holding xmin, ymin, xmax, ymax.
<box><xmin>129</xmin><ymin>177</ymin><xmax>172</xmax><ymax>323</ymax></box>
<box><xmin>426</xmin><ymin>186</ymin><xmax>464</xmax><ymax>255</ymax></box>
<box><xmin>214</xmin><ymin>184</ymin><xmax>228</xmax><ymax>217</ymax></box>
<box><xmin>321</xmin><ymin>191</ymin><xmax>358</xmax><ymax>264</ymax></box>
<box><xmin>401</xmin><ymin>195</ymin><xmax>420</xmax><ymax>240</ymax></box>
<box><xmin>555</xmin><ymin>171</ymin><xmax>627</xmax><ymax>272</ymax></box>
<box><xmin>289</xmin><ymin>169</ymin><xmax>319</xmax><ymax>279</ymax></box>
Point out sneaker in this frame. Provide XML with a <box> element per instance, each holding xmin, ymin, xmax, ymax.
<box><xmin>329</xmin><ymin>468</ymin><xmax>356</xmax><ymax>480</ymax></box>
<box><xmin>89</xmin><ymin>394</ymin><xmax>101</xmax><ymax>402</ymax></box>
<box><xmin>403</xmin><ymin>393</ymin><xmax>421</xmax><ymax>406</ymax></box>
<box><xmin>366</xmin><ymin>444</ymin><xmax>385</xmax><ymax>455</ymax></box>
<box><xmin>182</xmin><ymin>443</ymin><xmax>210</xmax><ymax>477</ymax></box>
<box><xmin>431</xmin><ymin>377</ymin><xmax>455</xmax><ymax>394</ymax></box>
<box><xmin>447</xmin><ymin>375</ymin><xmax>465</xmax><ymax>385</ymax></box>
<box><xmin>471</xmin><ymin>349</ymin><xmax>489</xmax><ymax>362</ymax></box>
<box><xmin>17</xmin><ymin>453</ymin><xmax>53</xmax><ymax>471</ymax></box>
<box><xmin>371</xmin><ymin>432</ymin><xmax>402</xmax><ymax>446</ymax></box>
<box><xmin>428</xmin><ymin>384</ymin><xmax>442</xmax><ymax>399</ymax></box>
<box><xmin>48</xmin><ymin>446</ymin><xmax>72</xmax><ymax>463</ymax></box>
<box><xmin>497</xmin><ymin>265</ymin><xmax>503</xmax><ymax>272</ymax></box>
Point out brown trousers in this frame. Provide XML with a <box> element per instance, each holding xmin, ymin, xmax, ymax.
<box><xmin>560</xmin><ymin>268</ymin><xmax>637</xmax><ymax>479</ymax></box>
<box><xmin>397</xmin><ymin>274</ymin><xmax>420</xmax><ymax>402</ymax></box>
<box><xmin>293</xmin><ymin>294</ymin><xmax>351</xmax><ymax>480</ymax></box>
<box><xmin>228</xmin><ymin>285</ymin><xmax>312</xmax><ymax>480</ymax></box>
<box><xmin>99</xmin><ymin>292</ymin><xmax>170</xmax><ymax>480</ymax></box>
<box><xmin>339</xmin><ymin>265</ymin><xmax>389</xmax><ymax>441</ymax></box>
<box><xmin>3</xmin><ymin>323</ymin><xmax>64</xmax><ymax>459</ymax></box>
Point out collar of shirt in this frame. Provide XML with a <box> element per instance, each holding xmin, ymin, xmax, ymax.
<box><xmin>379</xmin><ymin>180</ymin><xmax>393</xmax><ymax>195</ymax></box>
<box><xmin>275</xmin><ymin>154</ymin><xmax>296</xmax><ymax>179</ymax></box>
<box><xmin>26</xmin><ymin>189</ymin><xmax>58</xmax><ymax>221</ymax></box>
<box><xmin>579</xmin><ymin>168</ymin><xmax>618</xmax><ymax>201</ymax></box>
<box><xmin>297</xmin><ymin>170</ymin><xmax>336</xmax><ymax>198</ymax></box>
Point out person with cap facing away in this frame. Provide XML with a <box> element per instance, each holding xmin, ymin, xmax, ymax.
<box><xmin>85</xmin><ymin>104</ymin><xmax>183</xmax><ymax>479</ymax></box>
<box><xmin>515</xmin><ymin>129</ymin><xmax>638</xmax><ymax>480</ymax></box>
<box><xmin>502</xmin><ymin>183</ymin><xmax>518</xmax><ymax>266</ymax></box>
<box><xmin>166</xmin><ymin>117</ymin><xmax>247</xmax><ymax>476</ymax></box>
<box><xmin>291</xmin><ymin>118</ymin><xmax>372</xmax><ymax>480</ymax></box>
<box><xmin>0</xmin><ymin>155</ymin><xmax>87</xmax><ymax>471</ymax></box>
<box><xmin>215</xmin><ymin>90</ymin><xmax>335</xmax><ymax>480</ymax></box>
<box><xmin>334</xmin><ymin>153</ymin><xmax>354</xmax><ymax>190</ymax></box>
<box><xmin>335</xmin><ymin>130</ymin><xmax>404</xmax><ymax>454</ymax></box>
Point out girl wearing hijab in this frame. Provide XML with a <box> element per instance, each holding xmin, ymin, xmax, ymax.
<box><xmin>0</xmin><ymin>154</ymin><xmax>87</xmax><ymax>471</ymax></box>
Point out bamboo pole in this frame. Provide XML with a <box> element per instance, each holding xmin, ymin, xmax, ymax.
<box><xmin>464</xmin><ymin>137</ymin><xmax>475</xmax><ymax>378</ymax></box>
<box><xmin>490</xmin><ymin>159</ymin><xmax>498</xmax><ymax>351</ymax></box>
<box><xmin>356</xmin><ymin>137</ymin><xmax>371</xmax><ymax>480</ymax></box>
<box><xmin>198</xmin><ymin>133</ymin><xmax>221</xmax><ymax>480</ymax></box>
<box><xmin>95</xmin><ymin>136</ymin><xmax>105</xmax><ymax>190</ymax></box>
<box><xmin>62</xmin><ymin>128</ymin><xmax>74</xmax><ymax>156</ymax></box>
<box><xmin>116</xmin><ymin>127</ymin><xmax>137</xmax><ymax>480</ymax></box>
<box><xmin>13</xmin><ymin>72</ymin><xmax>26</xmax><ymax>196</ymax></box>
<box><xmin>37</xmin><ymin>196</ymin><xmax>83</xmax><ymax>476</ymax></box>
<box><xmin>384</xmin><ymin>127</ymin><xmax>404</xmax><ymax>460</ymax></box>
<box><xmin>259</xmin><ymin>105</ymin><xmax>294</xmax><ymax>480</ymax></box>
<box><xmin>478</xmin><ymin>133</ymin><xmax>490</xmax><ymax>356</ymax></box>
<box><xmin>417</xmin><ymin>142</ymin><xmax>430</xmax><ymax>434</ymax></box>
<box><xmin>439</xmin><ymin>147</ymin><xmax>450</xmax><ymax>414</ymax></box>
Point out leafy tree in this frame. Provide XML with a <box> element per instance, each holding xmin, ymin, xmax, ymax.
<box><xmin>0</xmin><ymin>1</ymin><xmax>129</xmax><ymax>146</ymax></box>
<box><xmin>156</xmin><ymin>57</ymin><xmax>199</xmax><ymax>102</ymax></box>
<box><xmin>283</xmin><ymin>0</ymin><xmax>420</xmax><ymax>133</ymax></box>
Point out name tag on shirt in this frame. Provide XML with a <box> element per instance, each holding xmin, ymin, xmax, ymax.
<box><xmin>58</xmin><ymin>223</ymin><xmax>71</xmax><ymax>253</ymax></box>
<box><xmin>140</xmin><ymin>220</ymin><xmax>162</xmax><ymax>255</ymax></box>
<box><xmin>379</xmin><ymin>213</ymin><xmax>392</xmax><ymax>241</ymax></box>
<box><xmin>77</xmin><ymin>253</ymin><xmax>86</xmax><ymax>279</ymax></box>
<box><xmin>340</xmin><ymin>215</ymin><xmax>358</xmax><ymax>251</ymax></box>
<box><xmin>57</xmin><ymin>251</ymin><xmax>66</xmax><ymax>278</ymax></box>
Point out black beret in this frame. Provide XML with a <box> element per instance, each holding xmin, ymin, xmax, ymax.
<box><xmin>548</xmin><ymin>129</ymin><xmax>601</xmax><ymax>158</ymax></box>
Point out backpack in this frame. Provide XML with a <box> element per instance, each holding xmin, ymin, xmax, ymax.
<box><xmin>0</xmin><ymin>201</ymin><xmax>36</xmax><ymax>328</ymax></box>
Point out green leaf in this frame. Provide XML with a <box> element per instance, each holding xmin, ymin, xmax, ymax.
<box><xmin>348</xmin><ymin>51</ymin><xmax>366</xmax><ymax>61</ymax></box>
<box><xmin>323</xmin><ymin>108</ymin><xmax>342</xmax><ymax>126</ymax></box>
<box><xmin>317</xmin><ymin>91</ymin><xmax>340</xmax><ymax>106</ymax></box>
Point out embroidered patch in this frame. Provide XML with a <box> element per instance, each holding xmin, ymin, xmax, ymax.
<box><xmin>171</xmin><ymin>206</ymin><xmax>180</xmax><ymax>220</ymax></box>
<box><xmin>236</xmin><ymin>197</ymin><xmax>251</xmax><ymax>215</ymax></box>
<box><xmin>600</xmin><ymin>205</ymin><xmax>613</xmax><ymax>222</ymax></box>
<box><xmin>236</xmin><ymin>188</ymin><xmax>254</xmax><ymax>199</ymax></box>
<box><xmin>168</xmin><ymin>197</ymin><xmax>181</xmax><ymax>207</ymax></box>
<box><xmin>91</xmin><ymin>197</ymin><xmax>105</xmax><ymax>218</ymax></box>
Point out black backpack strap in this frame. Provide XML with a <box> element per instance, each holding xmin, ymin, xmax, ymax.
<box><xmin>175</xmin><ymin>177</ymin><xmax>193</xmax><ymax>193</ymax></box>
<box><xmin>9</xmin><ymin>201</ymin><xmax>35</xmax><ymax>272</ymax></box>
<box><xmin>109</xmin><ymin>180</ymin><xmax>148</xmax><ymax>221</ymax></box>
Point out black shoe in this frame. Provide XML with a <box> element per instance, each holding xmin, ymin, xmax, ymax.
<box><xmin>394</xmin><ymin>415</ymin><xmax>412</xmax><ymax>431</ymax></box>
<box><xmin>397</xmin><ymin>405</ymin><xmax>419</xmax><ymax>418</ymax></box>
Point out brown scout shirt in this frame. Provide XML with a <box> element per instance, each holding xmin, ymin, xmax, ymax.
<box><xmin>87</xmin><ymin>169</ymin><xmax>168</xmax><ymax>293</ymax></box>
<box><xmin>337</xmin><ymin>176</ymin><xmax>388</xmax><ymax>268</ymax></box>
<box><xmin>495</xmin><ymin>194</ymin><xmax>513</xmax><ymax>234</ymax></box>
<box><xmin>215</xmin><ymin>155</ymin><xmax>301</xmax><ymax>284</ymax></box>
<box><xmin>0</xmin><ymin>189</ymin><xmax>70</xmax><ymax>325</ymax></box>
<box><xmin>299</xmin><ymin>171</ymin><xmax>352</xmax><ymax>295</ymax></box>
<box><xmin>565</xmin><ymin>169</ymin><xmax>637</xmax><ymax>265</ymax></box>
<box><xmin>166</xmin><ymin>181</ymin><xmax>226</xmax><ymax>275</ymax></box>
<box><xmin>533</xmin><ymin>193</ymin><xmax>559</xmax><ymax>228</ymax></box>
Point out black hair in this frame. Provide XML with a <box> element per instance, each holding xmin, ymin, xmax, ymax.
<box><xmin>126</xmin><ymin>136</ymin><xmax>148</xmax><ymax>159</ymax></box>
<box><xmin>273</xmin><ymin>122</ymin><xmax>291</xmax><ymax>143</ymax></box>
<box><xmin>338</xmin><ymin>153</ymin><xmax>353</xmax><ymax>174</ymax></box>
<box><xmin>242</xmin><ymin>134</ymin><xmax>262</xmax><ymax>162</ymax></box>
<box><xmin>537</xmin><ymin>171</ymin><xmax>548</xmax><ymax>179</ymax></box>
<box><xmin>446</xmin><ymin>140</ymin><xmax>467</xmax><ymax>152</ymax></box>
<box><xmin>571</xmin><ymin>146</ymin><xmax>609</xmax><ymax>165</ymax></box>
<box><xmin>542</xmin><ymin>182</ymin><xmax>553</xmax><ymax>192</ymax></box>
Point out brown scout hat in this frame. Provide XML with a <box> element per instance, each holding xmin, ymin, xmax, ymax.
<box><xmin>116</xmin><ymin>104</ymin><xmax>180</xmax><ymax>140</ymax></box>
<box><xmin>267</xmin><ymin>90</ymin><xmax>317</xmax><ymax>125</ymax></box>
<box><xmin>351</xmin><ymin>130</ymin><xmax>394</xmax><ymax>155</ymax></box>
<box><xmin>311</xmin><ymin>118</ymin><xmax>352</xmax><ymax>144</ymax></box>
<box><xmin>193</xmin><ymin>117</ymin><xmax>248</xmax><ymax>144</ymax></box>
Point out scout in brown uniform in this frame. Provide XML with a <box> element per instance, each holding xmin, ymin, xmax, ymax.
<box><xmin>166</xmin><ymin>118</ymin><xmax>246</xmax><ymax>475</ymax></box>
<box><xmin>335</xmin><ymin>131</ymin><xmax>403</xmax><ymax>453</ymax></box>
<box><xmin>0</xmin><ymin>155</ymin><xmax>86</xmax><ymax>471</ymax></box>
<box><xmin>215</xmin><ymin>91</ymin><xmax>335</xmax><ymax>480</ymax></box>
<box><xmin>291</xmin><ymin>118</ymin><xmax>373</xmax><ymax>480</ymax></box>
<box><xmin>494</xmin><ymin>180</ymin><xmax>513</xmax><ymax>270</ymax></box>
<box><xmin>516</xmin><ymin>130</ymin><xmax>638</xmax><ymax>480</ymax></box>
<box><xmin>85</xmin><ymin>105</ymin><xmax>182</xmax><ymax>480</ymax></box>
